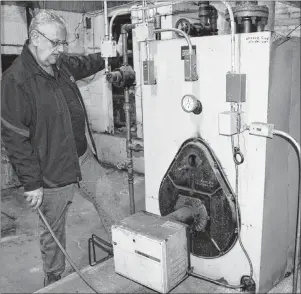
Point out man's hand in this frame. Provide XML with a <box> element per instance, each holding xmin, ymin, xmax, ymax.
<box><xmin>116</xmin><ymin>35</ymin><xmax>124</xmax><ymax>57</ymax></box>
<box><xmin>24</xmin><ymin>187</ymin><xmax>44</xmax><ymax>210</ymax></box>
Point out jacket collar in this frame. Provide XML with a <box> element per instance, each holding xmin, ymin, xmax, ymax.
<box><xmin>20</xmin><ymin>40</ymin><xmax>61</xmax><ymax>77</ymax></box>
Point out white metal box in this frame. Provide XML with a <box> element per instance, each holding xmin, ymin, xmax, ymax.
<box><xmin>100</xmin><ymin>39</ymin><xmax>117</xmax><ymax>58</ymax></box>
<box><xmin>218</xmin><ymin>111</ymin><xmax>245</xmax><ymax>136</ymax></box>
<box><xmin>134</xmin><ymin>22</ymin><xmax>155</xmax><ymax>42</ymax></box>
<box><xmin>112</xmin><ymin>211</ymin><xmax>189</xmax><ymax>293</ymax></box>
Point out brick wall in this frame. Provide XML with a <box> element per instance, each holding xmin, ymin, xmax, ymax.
<box><xmin>274</xmin><ymin>2</ymin><xmax>300</xmax><ymax>37</ymax></box>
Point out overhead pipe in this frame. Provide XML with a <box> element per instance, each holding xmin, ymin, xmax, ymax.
<box><xmin>108</xmin><ymin>0</ymin><xmax>191</xmax><ymax>41</ymax></box>
<box><xmin>108</xmin><ymin>0</ymin><xmax>235</xmax><ymax>72</ymax></box>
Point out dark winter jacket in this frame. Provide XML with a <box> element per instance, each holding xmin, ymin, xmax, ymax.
<box><xmin>1</xmin><ymin>41</ymin><xmax>118</xmax><ymax>192</ymax></box>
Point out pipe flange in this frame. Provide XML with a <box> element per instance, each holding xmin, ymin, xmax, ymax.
<box><xmin>175</xmin><ymin>195</ymin><xmax>208</xmax><ymax>231</ymax></box>
<box><xmin>106</xmin><ymin>65</ymin><xmax>135</xmax><ymax>88</ymax></box>
<box><xmin>225</xmin><ymin>4</ymin><xmax>269</xmax><ymax>22</ymax></box>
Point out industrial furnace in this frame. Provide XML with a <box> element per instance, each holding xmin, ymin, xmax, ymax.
<box><xmin>105</xmin><ymin>2</ymin><xmax>301</xmax><ymax>293</ymax></box>
<box><xmin>111</xmin><ymin>29</ymin><xmax>300</xmax><ymax>293</ymax></box>
<box><xmin>134</xmin><ymin>31</ymin><xmax>300</xmax><ymax>293</ymax></box>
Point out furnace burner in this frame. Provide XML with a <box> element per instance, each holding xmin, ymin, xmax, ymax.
<box><xmin>159</xmin><ymin>138</ymin><xmax>239</xmax><ymax>258</ymax></box>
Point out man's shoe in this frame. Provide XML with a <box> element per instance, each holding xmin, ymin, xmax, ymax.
<box><xmin>44</xmin><ymin>274</ymin><xmax>61</xmax><ymax>287</ymax></box>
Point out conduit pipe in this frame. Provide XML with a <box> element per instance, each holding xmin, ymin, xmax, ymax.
<box><xmin>109</xmin><ymin>9</ymin><xmax>131</xmax><ymax>40</ymax></box>
<box><xmin>104</xmin><ymin>0</ymin><xmax>109</xmax><ymax>72</ymax></box>
<box><xmin>142</xmin><ymin>0</ymin><xmax>147</xmax><ymax>22</ymax></box>
<box><xmin>221</xmin><ymin>1</ymin><xmax>236</xmax><ymax>72</ymax></box>
<box><xmin>154</xmin><ymin>28</ymin><xmax>193</xmax><ymax>54</ymax></box>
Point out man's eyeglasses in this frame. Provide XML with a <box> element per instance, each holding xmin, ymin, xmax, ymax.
<box><xmin>35</xmin><ymin>30</ymin><xmax>69</xmax><ymax>48</ymax></box>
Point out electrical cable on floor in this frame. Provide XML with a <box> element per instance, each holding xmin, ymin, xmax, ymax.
<box><xmin>37</xmin><ymin>208</ymin><xmax>100</xmax><ymax>293</ymax></box>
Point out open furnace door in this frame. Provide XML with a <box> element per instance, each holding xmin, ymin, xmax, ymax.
<box><xmin>159</xmin><ymin>138</ymin><xmax>239</xmax><ymax>258</ymax></box>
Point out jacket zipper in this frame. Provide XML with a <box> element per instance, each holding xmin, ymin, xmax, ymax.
<box><xmin>52</xmin><ymin>77</ymin><xmax>82</xmax><ymax>183</ymax></box>
<box><xmin>64</xmin><ymin>72</ymin><xmax>99</xmax><ymax>161</ymax></box>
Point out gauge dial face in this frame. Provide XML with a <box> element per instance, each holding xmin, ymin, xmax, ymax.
<box><xmin>181</xmin><ymin>95</ymin><xmax>197</xmax><ymax>112</ymax></box>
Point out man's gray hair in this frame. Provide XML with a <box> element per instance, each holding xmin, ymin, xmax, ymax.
<box><xmin>29</xmin><ymin>10</ymin><xmax>67</xmax><ymax>35</ymax></box>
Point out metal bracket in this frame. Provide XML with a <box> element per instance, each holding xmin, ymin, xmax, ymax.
<box><xmin>88</xmin><ymin>234</ymin><xmax>113</xmax><ymax>266</ymax></box>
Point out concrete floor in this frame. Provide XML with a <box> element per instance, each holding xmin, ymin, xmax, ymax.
<box><xmin>0</xmin><ymin>167</ymin><xmax>300</xmax><ymax>294</ymax></box>
<box><xmin>0</xmin><ymin>167</ymin><xmax>145</xmax><ymax>293</ymax></box>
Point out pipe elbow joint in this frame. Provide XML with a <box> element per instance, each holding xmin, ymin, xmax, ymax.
<box><xmin>121</xmin><ymin>24</ymin><xmax>136</xmax><ymax>34</ymax></box>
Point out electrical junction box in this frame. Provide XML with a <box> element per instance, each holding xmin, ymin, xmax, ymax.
<box><xmin>184</xmin><ymin>53</ymin><xmax>198</xmax><ymax>82</ymax></box>
<box><xmin>112</xmin><ymin>211</ymin><xmax>189</xmax><ymax>293</ymax></box>
<box><xmin>226</xmin><ymin>73</ymin><xmax>246</xmax><ymax>102</ymax></box>
<box><xmin>134</xmin><ymin>22</ymin><xmax>155</xmax><ymax>42</ymax></box>
<box><xmin>100</xmin><ymin>39</ymin><xmax>117</xmax><ymax>58</ymax></box>
<box><xmin>143</xmin><ymin>60</ymin><xmax>156</xmax><ymax>85</ymax></box>
<box><xmin>218</xmin><ymin>111</ymin><xmax>245</xmax><ymax>136</ymax></box>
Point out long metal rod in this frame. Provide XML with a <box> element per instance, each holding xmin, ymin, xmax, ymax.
<box><xmin>122</xmin><ymin>24</ymin><xmax>136</xmax><ymax>215</ymax></box>
<box><xmin>273</xmin><ymin>130</ymin><xmax>301</xmax><ymax>294</ymax></box>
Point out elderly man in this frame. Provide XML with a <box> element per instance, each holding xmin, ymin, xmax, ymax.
<box><xmin>1</xmin><ymin>10</ymin><xmax>126</xmax><ymax>286</ymax></box>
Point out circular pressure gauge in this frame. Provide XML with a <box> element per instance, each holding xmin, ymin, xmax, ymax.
<box><xmin>181</xmin><ymin>94</ymin><xmax>203</xmax><ymax>114</ymax></box>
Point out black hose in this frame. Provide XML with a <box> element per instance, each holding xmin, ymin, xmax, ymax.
<box><xmin>37</xmin><ymin>208</ymin><xmax>100</xmax><ymax>293</ymax></box>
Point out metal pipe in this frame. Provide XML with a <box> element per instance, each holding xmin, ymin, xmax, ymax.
<box><xmin>142</xmin><ymin>0</ymin><xmax>146</xmax><ymax>22</ymax></box>
<box><xmin>108</xmin><ymin>0</ymin><xmax>190</xmax><ymax>40</ymax></box>
<box><xmin>273</xmin><ymin>130</ymin><xmax>301</xmax><ymax>294</ymax></box>
<box><xmin>265</xmin><ymin>1</ymin><xmax>275</xmax><ymax>32</ymax></box>
<box><xmin>154</xmin><ymin>28</ymin><xmax>193</xmax><ymax>54</ymax></box>
<box><xmin>109</xmin><ymin>9</ymin><xmax>130</xmax><ymax>40</ymax></box>
<box><xmin>166</xmin><ymin>207</ymin><xmax>195</xmax><ymax>226</ymax></box>
<box><xmin>121</xmin><ymin>24</ymin><xmax>135</xmax><ymax>66</ymax></box>
<box><xmin>104</xmin><ymin>0</ymin><xmax>109</xmax><ymax>39</ymax></box>
<box><xmin>121</xmin><ymin>23</ymin><xmax>136</xmax><ymax>215</ymax></box>
<box><xmin>242</xmin><ymin>17</ymin><xmax>252</xmax><ymax>33</ymax></box>
<box><xmin>104</xmin><ymin>0</ymin><xmax>109</xmax><ymax>72</ymax></box>
<box><xmin>221</xmin><ymin>1</ymin><xmax>236</xmax><ymax>73</ymax></box>
<box><xmin>154</xmin><ymin>13</ymin><xmax>162</xmax><ymax>40</ymax></box>
<box><xmin>122</xmin><ymin>33</ymin><xmax>128</xmax><ymax>65</ymax></box>
<box><xmin>124</xmin><ymin>87</ymin><xmax>135</xmax><ymax>215</ymax></box>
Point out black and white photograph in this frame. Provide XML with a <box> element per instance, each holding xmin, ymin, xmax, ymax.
<box><xmin>0</xmin><ymin>1</ymin><xmax>300</xmax><ymax>293</ymax></box>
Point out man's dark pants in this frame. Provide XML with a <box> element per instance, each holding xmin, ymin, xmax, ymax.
<box><xmin>38</xmin><ymin>147</ymin><xmax>126</xmax><ymax>276</ymax></box>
